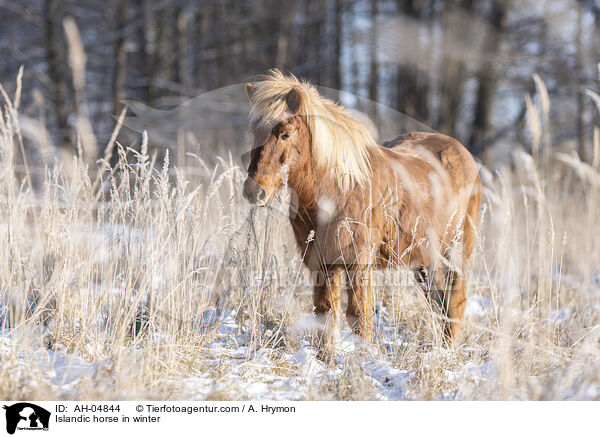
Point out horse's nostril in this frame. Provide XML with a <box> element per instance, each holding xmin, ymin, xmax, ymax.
<box><xmin>257</xmin><ymin>188</ymin><xmax>266</xmax><ymax>201</ymax></box>
<box><xmin>242</xmin><ymin>186</ymin><xmax>250</xmax><ymax>199</ymax></box>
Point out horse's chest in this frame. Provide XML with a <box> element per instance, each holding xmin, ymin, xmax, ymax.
<box><xmin>289</xmin><ymin>207</ymin><xmax>386</xmax><ymax>266</ymax></box>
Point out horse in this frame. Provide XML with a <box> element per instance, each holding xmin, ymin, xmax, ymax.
<box><xmin>242</xmin><ymin>69</ymin><xmax>480</xmax><ymax>357</ymax></box>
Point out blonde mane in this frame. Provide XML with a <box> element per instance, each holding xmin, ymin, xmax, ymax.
<box><xmin>248</xmin><ymin>69</ymin><xmax>377</xmax><ymax>189</ymax></box>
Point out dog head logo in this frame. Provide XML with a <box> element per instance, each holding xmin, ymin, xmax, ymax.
<box><xmin>3</xmin><ymin>403</ymin><xmax>50</xmax><ymax>434</ymax></box>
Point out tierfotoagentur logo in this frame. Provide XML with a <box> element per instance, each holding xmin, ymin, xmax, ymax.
<box><xmin>2</xmin><ymin>403</ymin><xmax>50</xmax><ymax>434</ymax></box>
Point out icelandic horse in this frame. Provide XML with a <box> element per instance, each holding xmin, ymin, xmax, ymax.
<box><xmin>242</xmin><ymin>70</ymin><xmax>480</xmax><ymax>358</ymax></box>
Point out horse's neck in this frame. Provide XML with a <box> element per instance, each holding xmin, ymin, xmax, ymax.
<box><xmin>287</xmin><ymin>161</ymin><xmax>324</xmax><ymax>220</ymax></box>
<box><xmin>288</xmin><ymin>162</ymin><xmax>348</xmax><ymax>230</ymax></box>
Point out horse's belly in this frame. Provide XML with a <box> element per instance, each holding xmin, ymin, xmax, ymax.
<box><xmin>377</xmin><ymin>237</ymin><xmax>430</xmax><ymax>268</ymax></box>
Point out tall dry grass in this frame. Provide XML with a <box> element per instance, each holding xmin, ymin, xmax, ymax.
<box><xmin>0</xmin><ymin>69</ymin><xmax>600</xmax><ymax>400</ymax></box>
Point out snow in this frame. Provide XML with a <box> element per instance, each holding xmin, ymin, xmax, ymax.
<box><xmin>37</xmin><ymin>347</ymin><xmax>98</xmax><ymax>388</ymax></box>
<box><xmin>0</xmin><ymin>294</ymin><xmax>510</xmax><ymax>400</ymax></box>
<box><xmin>464</xmin><ymin>294</ymin><xmax>490</xmax><ymax>318</ymax></box>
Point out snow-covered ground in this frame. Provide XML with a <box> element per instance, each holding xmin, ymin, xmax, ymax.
<box><xmin>1</xmin><ymin>294</ymin><xmax>503</xmax><ymax>401</ymax></box>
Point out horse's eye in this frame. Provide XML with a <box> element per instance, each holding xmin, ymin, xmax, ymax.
<box><xmin>281</xmin><ymin>133</ymin><xmax>289</xmax><ymax>141</ymax></box>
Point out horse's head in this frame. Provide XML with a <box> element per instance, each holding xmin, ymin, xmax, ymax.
<box><xmin>243</xmin><ymin>86</ymin><xmax>310</xmax><ymax>206</ymax></box>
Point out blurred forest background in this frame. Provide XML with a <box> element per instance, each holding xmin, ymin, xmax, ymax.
<box><xmin>0</xmin><ymin>0</ymin><xmax>599</xmax><ymax>174</ymax></box>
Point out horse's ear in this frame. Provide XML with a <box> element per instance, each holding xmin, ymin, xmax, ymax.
<box><xmin>246</xmin><ymin>83</ymin><xmax>257</xmax><ymax>100</ymax></box>
<box><xmin>285</xmin><ymin>88</ymin><xmax>302</xmax><ymax>114</ymax></box>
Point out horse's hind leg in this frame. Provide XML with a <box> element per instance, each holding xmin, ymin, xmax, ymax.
<box><xmin>413</xmin><ymin>265</ymin><xmax>465</xmax><ymax>344</ymax></box>
<box><xmin>345</xmin><ymin>266</ymin><xmax>374</xmax><ymax>341</ymax></box>
<box><xmin>413</xmin><ymin>266</ymin><xmax>445</xmax><ymax>310</ymax></box>
<box><xmin>434</xmin><ymin>200</ymin><xmax>478</xmax><ymax>343</ymax></box>
<box><xmin>440</xmin><ymin>182</ymin><xmax>479</xmax><ymax>342</ymax></box>
<box><xmin>313</xmin><ymin>265</ymin><xmax>342</xmax><ymax>361</ymax></box>
<box><xmin>417</xmin><ymin>179</ymin><xmax>479</xmax><ymax>343</ymax></box>
<box><xmin>413</xmin><ymin>266</ymin><xmax>447</xmax><ymax>340</ymax></box>
<box><xmin>438</xmin><ymin>267</ymin><xmax>467</xmax><ymax>343</ymax></box>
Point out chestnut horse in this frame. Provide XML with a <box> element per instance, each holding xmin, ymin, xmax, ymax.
<box><xmin>243</xmin><ymin>70</ymin><xmax>480</xmax><ymax>355</ymax></box>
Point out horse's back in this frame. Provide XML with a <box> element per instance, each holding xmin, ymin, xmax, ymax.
<box><xmin>378</xmin><ymin>131</ymin><xmax>480</xmax><ymax>263</ymax></box>
<box><xmin>382</xmin><ymin>131</ymin><xmax>479</xmax><ymax>190</ymax></box>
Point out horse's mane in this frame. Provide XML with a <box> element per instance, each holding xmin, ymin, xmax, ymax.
<box><xmin>248</xmin><ymin>69</ymin><xmax>377</xmax><ymax>189</ymax></box>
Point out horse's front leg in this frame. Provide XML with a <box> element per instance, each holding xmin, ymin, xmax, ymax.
<box><xmin>345</xmin><ymin>266</ymin><xmax>374</xmax><ymax>341</ymax></box>
<box><xmin>313</xmin><ymin>265</ymin><xmax>342</xmax><ymax>361</ymax></box>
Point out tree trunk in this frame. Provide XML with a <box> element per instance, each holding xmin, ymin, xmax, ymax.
<box><xmin>275</xmin><ymin>0</ymin><xmax>293</xmax><ymax>71</ymax></box>
<box><xmin>332</xmin><ymin>0</ymin><xmax>343</xmax><ymax>90</ymax></box>
<box><xmin>350</xmin><ymin>2</ymin><xmax>361</xmax><ymax>95</ymax></box>
<box><xmin>134</xmin><ymin>0</ymin><xmax>150</xmax><ymax>102</ymax></box>
<box><xmin>469</xmin><ymin>0</ymin><xmax>509</xmax><ymax>156</ymax></box>
<box><xmin>316</xmin><ymin>0</ymin><xmax>327</xmax><ymax>83</ymax></box>
<box><xmin>44</xmin><ymin>0</ymin><xmax>70</xmax><ymax>149</ymax></box>
<box><xmin>112</xmin><ymin>0</ymin><xmax>129</xmax><ymax>116</ymax></box>
<box><xmin>438</xmin><ymin>0</ymin><xmax>473</xmax><ymax>137</ymax></box>
<box><xmin>303</xmin><ymin>0</ymin><xmax>322</xmax><ymax>82</ymax></box>
<box><xmin>174</xmin><ymin>6</ymin><xmax>191</xmax><ymax>91</ymax></box>
<box><xmin>368</xmin><ymin>0</ymin><xmax>378</xmax><ymax>102</ymax></box>
<box><xmin>576</xmin><ymin>3</ymin><xmax>588</xmax><ymax>162</ymax></box>
<box><xmin>395</xmin><ymin>0</ymin><xmax>428</xmax><ymax>123</ymax></box>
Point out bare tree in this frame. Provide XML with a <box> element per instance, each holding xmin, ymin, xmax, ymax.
<box><xmin>134</xmin><ymin>0</ymin><xmax>151</xmax><ymax>102</ymax></box>
<box><xmin>44</xmin><ymin>0</ymin><xmax>70</xmax><ymax>149</ymax></box>
<box><xmin>469</xmin><ymin>0</ymin><xmax>510</xmax><ymax>155</ymax></box>
<box><xmin>395</xmin><ymin>0</ymin><xmax>429</xmax><ymax>123</ymax></box>
<box><xmin>576</xmin><ymin>1</ymin><xmax>588</xmax><ymax>162</ymax></box>
<box><xmin>112</xmin><ymin>0</ymin><xmax>129</xmax><ymax>117</ymax></box>
<box><xmin>368</xmin><ymin>0</ymin><xmax>378</xmax><ymax>102</ymax></box>
<box><xmin>332</xmin><ymin>0</ymin><xmax>343</xmax><ymax>90</ymax></box>
<box><xmin>2</xmin><ymin>0</ymin><xmax>598</xmax><ymax>163</ymax></box>
<box><xmin>438</xmin><ymin>0</ymin><xmax>473</xmax><ymax>137</ymax></box>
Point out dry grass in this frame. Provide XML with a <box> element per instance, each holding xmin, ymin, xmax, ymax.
<box><xmin>1</xmin><ymin>74</ymin><xmax>600</xmax><ymax>401</ymax></box>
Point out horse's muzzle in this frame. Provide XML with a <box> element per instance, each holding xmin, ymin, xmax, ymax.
<box><xmin>243</xmin><ymin>178</ymin><xmax>267</xmax><ymax>205</ymax></box>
